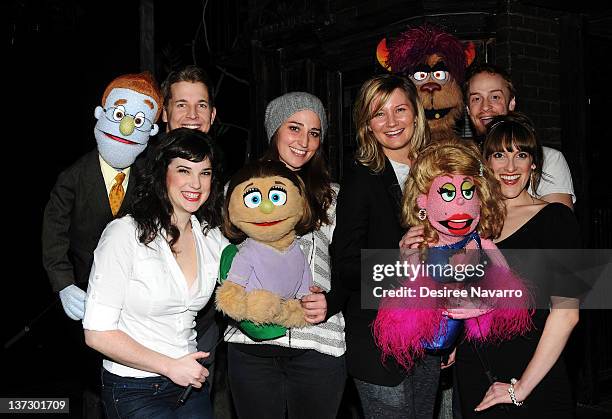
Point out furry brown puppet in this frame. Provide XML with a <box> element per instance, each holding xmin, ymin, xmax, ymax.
<box><xmin>216</xmin><ymin>160</ymin><xmax>314</xmax><ymax>340</ymax></box>
<box><xmin>380</xmin><ymin>24</ymin><xmax>473</xmax><ymax>142</ymax></box>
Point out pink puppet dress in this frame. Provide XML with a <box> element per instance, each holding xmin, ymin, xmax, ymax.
<box><xmin>374</xmin><ymin>174</ymin><xmax>533</xmax><ymax>370</ymax></box>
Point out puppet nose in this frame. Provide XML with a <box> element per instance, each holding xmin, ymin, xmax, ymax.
<box><xmin>119</xmin><ymin>116</ymin><xmax>136</xmax><ymax>136</ymax></box>
<box><xmin>420</xmin><ymin>82</ymin><xmax>441</xmax><ymax>93</ymax></box>
<box><xmin>259</xmin><ymin>199</ymin><xmax>274</xmax><ymax>214</ymax></box>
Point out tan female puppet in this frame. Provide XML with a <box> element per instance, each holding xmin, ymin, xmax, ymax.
<box><xmin>216</xmin><ymin>160</ymin><xmax>316</xmax><ymax>340</ymax></box>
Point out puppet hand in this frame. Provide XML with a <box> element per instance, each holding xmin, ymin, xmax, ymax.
<box><xmin>215</xmin><ymin>281</ymin><xmax>248</xmax><ymax>321</ymax></box>
<box><xmin>444</xmin><ymin>307</ymin><xmax>492</xmax><ymax>319</ymax></box>
<box><xmin>245</xmin><ymin>289</ymin><xmax>282</xmax><ymax>324</ymax></box>
<box><xmin>275</xmin><ymin>299</ymin><xmax>309</xmax><ymax>328</ymax></box>
<box><xmin>59</xmin><ymin>284</ymin><xmax>86</xmax><ymax>320</ymax></box>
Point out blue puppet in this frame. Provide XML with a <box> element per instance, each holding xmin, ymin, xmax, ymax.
<box><xmin>43</xmin><ymin>72</ymin><xmax>162</xmax><ymax>320</ymax></box>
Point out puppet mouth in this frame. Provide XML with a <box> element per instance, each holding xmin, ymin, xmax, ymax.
<box><xmin>424</xmin><ymin>108</ymin><xmax>452</xmax><ymax>120</ymax></box>
<box><xmin>438</xmin><ymin>214</ymin><xmax>474</xmax><ymax>235</ymax></box>
<box><xmin>249</xmin><ymin>218</ymin><xmax>288</xmax><ymax>227</ymax></box>
<box><xmin>105</xmin><ymin>132</ymin><xmax>138</xmax><ymax>145</ymax></box>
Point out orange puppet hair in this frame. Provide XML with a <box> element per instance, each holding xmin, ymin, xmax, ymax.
<box><xmin>101</xmin><ymin>72</ymin><xmax>163</xmax><ymax>122</ymax></box>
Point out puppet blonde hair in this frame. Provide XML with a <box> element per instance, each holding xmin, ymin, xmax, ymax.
<box><xmin>402</xmin><ymin>139</ymin><xmax>505</xmax><ymax>248</ymax></box>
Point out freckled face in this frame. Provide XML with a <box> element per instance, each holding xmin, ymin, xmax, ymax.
<box><xmin>420</xmin><ymin>174</ymin><xmax>481</xmax><ymax>237</ymax></box>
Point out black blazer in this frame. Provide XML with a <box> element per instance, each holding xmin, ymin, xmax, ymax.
<box><xmin>332</xmin><ymin>158</ymin><xmax>406</xmax><ymax>386</ymax></box>
<box><xmin>42</xmin><ymin>150</ymin><xmax>139</xmax><ymax>293</ymax></box>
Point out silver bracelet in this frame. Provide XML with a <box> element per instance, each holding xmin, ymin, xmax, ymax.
<box><xmin>507</xmin><ymin>378</ymin><xmax>524</xmax><ymax>406</ymax></box>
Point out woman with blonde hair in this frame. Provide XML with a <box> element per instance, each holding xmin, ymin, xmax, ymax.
<box><xmin>332</xmin><ymin>73</ymin><xmax>434</xmax><ymax>418</ymax></box>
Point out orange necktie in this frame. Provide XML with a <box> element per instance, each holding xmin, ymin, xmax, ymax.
<box><xmin>109</xmin><ymin>172</ymin><xmax>126</xmax><ymax>216</ymax></box>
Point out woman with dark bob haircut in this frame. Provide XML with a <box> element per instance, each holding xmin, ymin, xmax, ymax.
<box><xmin>453</xmin><ymin>112</ymin><xmax>580</xmax><ymax>417</ymax></box>
<box><xmin>83</xmin><ymin>128</ymin><xmax>228</xmax><ymax>419</ymax></box>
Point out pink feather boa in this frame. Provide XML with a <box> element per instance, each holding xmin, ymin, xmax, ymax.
<box><xmin>373</xmin><ymin>264</ymin><xmax>533</xmax><ymax>370</ymax></box>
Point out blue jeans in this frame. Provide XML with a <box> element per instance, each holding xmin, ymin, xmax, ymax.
<box><xmin>227</xmin><ymin>345</ymin><xmax>346</xmax><ymax>419</ymax></box>
<box><xmin>100</xmin><ymin>368</ymin><xmax>213</xmax><ymax>419</ymax></box>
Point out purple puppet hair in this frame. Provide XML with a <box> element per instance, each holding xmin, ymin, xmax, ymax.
<box><xmin>387</xmin><ymin>24</ymin><xmax>467</xmax><ymax>83</ymax></box>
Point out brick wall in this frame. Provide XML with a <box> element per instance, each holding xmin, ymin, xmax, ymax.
<box><xmin>495</xmin><ymin>1</ymin><xmax>563</xmax><ymax>147</ymax></box>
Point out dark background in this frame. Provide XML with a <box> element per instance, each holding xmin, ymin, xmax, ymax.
<box><xmin>5</xmin><ymin>0</ymin><xmax>612</xmax><ymax>417</ymax></box>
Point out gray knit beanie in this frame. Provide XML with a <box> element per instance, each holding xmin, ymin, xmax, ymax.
<box><xmin>264</xmin><ymin>92</ymin><xmax>327</xmax><ymax>142</ymax></box>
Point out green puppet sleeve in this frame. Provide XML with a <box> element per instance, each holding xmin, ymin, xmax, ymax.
<box><xmin>219</xmin><ymin>243</ymin><xmax>287</xmax><ymax>341</ymax></box>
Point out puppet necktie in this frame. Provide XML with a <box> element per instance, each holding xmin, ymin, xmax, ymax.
<box><xmin>109</xmin><ymin>172</ymin><xmax>126</xmax><ymax>216</ymax></box>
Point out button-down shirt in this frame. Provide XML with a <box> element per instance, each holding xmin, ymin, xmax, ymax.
<box><xmin>98</xmin><ymin>154</ymin><xmax>131</xmax><ymax>195</ymax></box>
<box><xmin>83</xmin><ymin>215</ymin><xmax>228</xmax><ymax>378</ymax></box>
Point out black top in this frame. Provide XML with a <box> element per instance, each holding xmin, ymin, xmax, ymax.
<box><xmin>456</xmin><ymin>203</ymin><xmax>580</xmax><ymax>418</ymax></box>
<box><xmin>332</xmin><ymin>159</ymin><xmax>407</xmax><ymax>385</ymax></box>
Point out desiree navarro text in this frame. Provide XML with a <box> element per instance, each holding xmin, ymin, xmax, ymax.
<box><xmin>372</xmin><ymin>286</ymin><xmax>524</xmax><ymax>299</ymax></box>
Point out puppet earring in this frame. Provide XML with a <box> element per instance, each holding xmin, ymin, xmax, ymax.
<box><xmin>417</xmin><ymin>208</ymin><xmax>427</xmax><ymax>221</ymax></box>
<box><xmin>478</xmin><ymin>162</ymin><xmax>484</xmax><ymax>177</ymax></box>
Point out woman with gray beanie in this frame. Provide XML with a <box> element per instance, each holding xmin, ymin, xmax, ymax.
<box><xmin>224</xmin><ymin>91</ymin><xmax>347</xmax><ymax>419</ymax></box>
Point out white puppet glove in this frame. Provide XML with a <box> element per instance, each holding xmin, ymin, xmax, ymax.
<box><xmin>59</xmin><ymin>284</ymin><xmax>86</xmax><ymax>320</ymax></box>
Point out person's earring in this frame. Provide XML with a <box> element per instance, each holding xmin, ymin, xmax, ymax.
<box><xmin>417</xmin><ymin>208</ymin><xmax>427</xmax><ymax>221</ymax></box>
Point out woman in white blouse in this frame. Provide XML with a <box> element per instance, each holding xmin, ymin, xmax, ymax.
<box><xmin>83</xmin><ymin>128</ymin><xmax>228</xmax><ymax>418</ymax></box>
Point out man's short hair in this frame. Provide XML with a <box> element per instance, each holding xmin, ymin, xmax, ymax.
<box><xmin>464</xmin><ymin>62</ymin><xmax>516</xmax><ymax>101</ymax></box>
<box><xmin>161</xmin><ymin>65</ymin><xmax>215</xmax><ymax>107</ymax></box>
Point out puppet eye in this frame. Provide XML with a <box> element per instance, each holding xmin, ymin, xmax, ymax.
<box><xmin>112</xmin><ymin>106</ymin><xmax>126</xmax><ymax>121</ymax></box>
<box><xmin>243</xmin><ymin>189</ymin><xmax>262</xmax><ymax>208</ymax></box>
<box><xmin>461</xmin><ymin>181</ymin><xmax>475</xmax><ymax>200</ymax></box>
<box><xmin>432</xmin><ymin>71</ymin><xmax>447</xmax><ymax>81</ymax></box>
<box><xmin>437</xmin><ymin>182</ymin><xmax>456</xmax><ymax>202</ymax></box>
<box><xmin>412</xmin><ymin>71</ymin><xmax>428</xmax><ymax>81</ymax></box>
<box><xmin>133</xmin><ymin>111</ymin><xmax>146</xmax><ymax>128</ymax></box>
<box><xmin>268</xmin><ymin>187</ymin><xmax>287</xmax><ymax>206</ymax></box>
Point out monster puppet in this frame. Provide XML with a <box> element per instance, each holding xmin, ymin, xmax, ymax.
<box><xmin>373</xmin><ymin>140</ymin><xmax>532</xmax><ymax>369</ymax></box>
<box><xmin>42</xmin><ymin>72</ymin><xmax>162</xmax><ymax>321</ymax></box>
<box><xmin>216</xmin><ymin>160</ymin><xmax>314</xmax><ymax>340</ymax></box>
<box><xmin>380</xmin><ymin>24</ymin><xmax>473</xmax><ymax>142</ymax></box>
